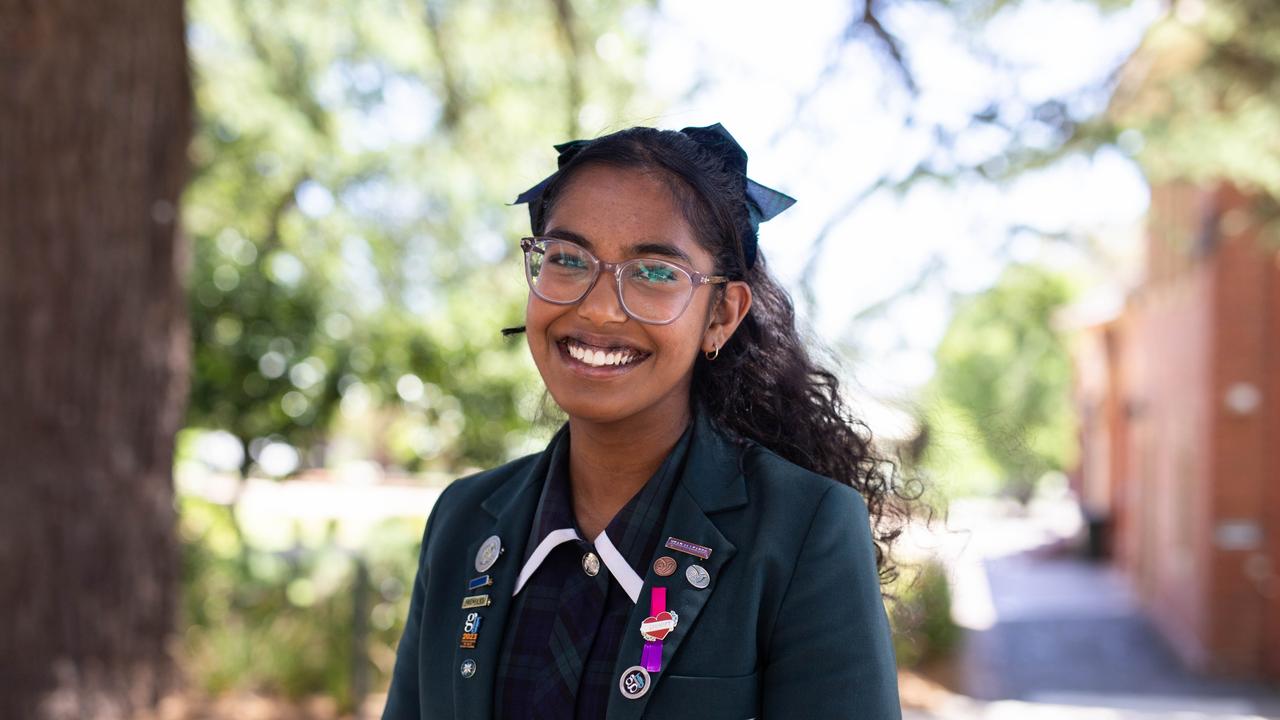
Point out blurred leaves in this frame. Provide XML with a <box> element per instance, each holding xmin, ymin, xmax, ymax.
<box><xmin>1110</xmin><ymin>0</ymin><xmax>1280</xmax><ymax>198</ymax></box>
<box><xmin>919</xmin><ymin>263</ymin><xmax>1079</xmax><ymax>501</ymax></box>
<box><xmin>888</xmin><ymin>557</ymin><xmax>959</xmax><ymax>669</ymax></box>
<box><xmin>182</xmin><ymin>0</ymin><xmax>654</xmax><ymax>474</ymax></box>
<box><xmin>179</xmin><ymin>495</ymin><xmax>422</xmax><ymax>709</ymax></box>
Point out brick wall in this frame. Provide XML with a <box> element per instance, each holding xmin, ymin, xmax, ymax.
<box><xmin>1071</xmin><ymin>181</ymin><xmax>1280</xmax><ymax>682</ymax></box>
<box><xmin>1203</xmin><ymin>183</ymin><xmax>1273</xmax><ymax>675</ymax></box>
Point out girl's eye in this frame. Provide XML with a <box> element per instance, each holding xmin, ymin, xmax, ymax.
<box><xmin>631</xmin><ymin>263</ymin><xmax>678</xmax><ymax>283</ymax></box>
<box><xmin>549</xmin><ymin>253</ymin><xmax>588</xmax><ymax>269</ymax></box>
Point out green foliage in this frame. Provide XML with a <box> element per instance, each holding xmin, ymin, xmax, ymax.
<box><xmin>179</xmin><ymin>494</ymin><xmax>423</xmax><ymax>710</ymax></box>
<box><xmin>888</xmin><ymin>558</ymin><xmax>959</xmax><ymax>669</ymax></box>
<box><xmin>182</xmin><ymin>0</ymin><xmax>655</xmax><ymax>473</ymax></box>
<box><xmin>920</xmin><ymin>263</ymin><xmax>1079</xmax><ymax>502</ymax></box>
<box><xmin>1111</xmin><ymin>0</ymin><xmax>1280</xmax><ymax>200</ymax></box>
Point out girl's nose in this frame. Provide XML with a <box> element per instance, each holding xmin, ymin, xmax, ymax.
<box><xmin>575</xmin><ymin>270</ymin><xmax>628</xmax><ymax>325</ymax></box>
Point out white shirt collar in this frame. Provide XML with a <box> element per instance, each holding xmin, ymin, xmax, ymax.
<box><xmin>511</xmin><ymin>527</ymin><xmax>645</xmax><ymax>604</ymax></box>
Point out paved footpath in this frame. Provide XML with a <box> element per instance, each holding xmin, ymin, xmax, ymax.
<box><xmin>903</xmin><ymin>498</ymin><xmax>1280</xmax><ymax>720</ymax></box>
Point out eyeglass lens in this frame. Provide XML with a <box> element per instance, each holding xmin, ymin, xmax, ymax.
<box><xmin>525</xmin><ymin>239</ymin><xmax>694</xmax><ymax>324</ymax></box>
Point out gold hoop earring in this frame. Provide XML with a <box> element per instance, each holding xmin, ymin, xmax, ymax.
<box><xmin>705</xmin><ymin>344</ymin><xmax>720</xmax><ymax>361</ymax></box>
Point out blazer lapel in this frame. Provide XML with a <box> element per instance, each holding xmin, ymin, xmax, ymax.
<box><xmin>606</xmin><ymin>409</ymin><xmax>749</xmax><ymax>720</ymax></box>
<box><xmin>451</xmin><ymin>428</ymin><xmax>563</xmax><ymax>720</ymax></box>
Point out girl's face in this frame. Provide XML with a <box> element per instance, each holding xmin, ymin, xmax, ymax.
<box><xmin>524</xmin><ymin>163</ymin><xmax>750</xmax><ymax>426</ymax></box>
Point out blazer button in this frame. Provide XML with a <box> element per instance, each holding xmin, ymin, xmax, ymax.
<box><xmin>582</xmin><ymin>551</ymin><xmax>601</xmax><ymax>576</ymax></box>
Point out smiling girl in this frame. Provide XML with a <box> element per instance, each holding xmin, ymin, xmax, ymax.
<box><xmin>383</xmin><ymin>124</ymin><xmax>909</xmax><ymax>719</ymax></box>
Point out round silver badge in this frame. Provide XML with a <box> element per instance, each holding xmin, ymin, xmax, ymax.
<box><xmin>685</xmin><ymin>563</ymin><xmax>710</xmax><ymax>589</ymax></box>
<box><xmin>582</xmin><ymin>551</ymin><xmax>601</xmax><ymax>577</ymax></box>
<box><xmin>460</xmin><ymin>658</ymin><xmax>477</xmax><ymax>678</ymax></box>
<box><xmin>618</xmin><ymin>665</ymin><xmax>651</xmax><ymax>699</ymax></box>
<box><xmin>475</xmin><ymin>535</ymin><xmax>502</xmax><ymax>573</ymax></box>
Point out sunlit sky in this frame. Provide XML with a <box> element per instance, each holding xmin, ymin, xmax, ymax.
<box><xmin>624</xmin><ymin>0</ymin><xmax>1161</xmax><ymax>435</ymax></box>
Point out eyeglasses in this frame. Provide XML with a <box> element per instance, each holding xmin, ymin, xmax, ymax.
<box><xmin>519</xmin><ymin>236</ymin><xmax>728</xmax><ymax>325</ymax></box>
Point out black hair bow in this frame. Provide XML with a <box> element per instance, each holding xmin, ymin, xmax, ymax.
<box><xmin>512</xmin><ymin>123</ymin><xmax>795</xmax><ymax>269</ymax></box>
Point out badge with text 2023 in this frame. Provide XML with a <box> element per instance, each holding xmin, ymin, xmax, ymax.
<box><xmin>459</xmin><ymin>611</ymin><xmax>482</xmax><ymax>649</ymax></box>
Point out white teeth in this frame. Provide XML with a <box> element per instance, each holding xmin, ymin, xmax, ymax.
<box><xmin>564</xmin><ymin>340</ymin><xmax>640</xmax><ymax>368</ymax></box>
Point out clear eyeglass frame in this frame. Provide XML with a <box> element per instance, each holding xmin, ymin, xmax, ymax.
<box><xmin>519</xmin><ymin>236</ymin><xmax>729</xmax><ymax>325</ymax></box>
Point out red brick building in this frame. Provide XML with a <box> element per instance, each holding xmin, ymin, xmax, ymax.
<box><xmin>1068</xmin><ymin>181</ymin><xmax>1280</xmax><ymax>683</ymax></box>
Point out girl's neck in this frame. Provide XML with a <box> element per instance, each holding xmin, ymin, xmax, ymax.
<box><xmin>565</xmin><ymin>401</ymin><xmax>692</xmax><ymax>541</ymax></box>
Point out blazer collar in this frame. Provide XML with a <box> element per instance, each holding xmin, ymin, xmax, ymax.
<box><xmin>675</xmin><ymin>403</ymin><xmax>749</xmax><ymax>514</ymax></box>
<box><xmin>604</xmin><ymin>406</ymin><xmax>748</xmax><ymax>718</ymax></box>
<box><xmin>453</xmin><ymin>428</ymin><xmax>557</xmax><ymax>720</ymax></box>
<box><xmin>480</xmin><ymin>420</ymin><xmax>568</xmax><ymax>519</ymax></box>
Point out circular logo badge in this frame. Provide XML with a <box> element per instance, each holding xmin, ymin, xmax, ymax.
<box><xmin>582</xmin><ymin>551</ymin><xmax>601</xmax><ymax>576</ymax></box>
<box><xmin>685</xmin><ymin>563</ymin><xmax>710</xmax><ymax>589</ymax></box>
<box><xmin>652</xmin><ymin>555</ymin><xmax>677</xmax><ymax>577</ymax></box>
<box><xmin>460</xmin><ymin>658</ymin><xmax>477</xmax><ymax>678</ymax></box>
<box><xmin>618</xmin><ymin>665</ymin><xmax>651</xmax><ymax>699</ymax></box>
<box><xmin>475</xmin><ymin>535</ymin><xmax>502</xmax><ymax>573</ymax></box>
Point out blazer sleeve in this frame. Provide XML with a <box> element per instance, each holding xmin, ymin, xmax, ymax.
<box><xmin>382</xmin><ymin>483</ymin><xmax>452</xmax><ymax>720</ymax></box>
<box><xmin>761</xmin><ymin>483</ymin><xmax>902</xmax><ymax>719</ymax></box>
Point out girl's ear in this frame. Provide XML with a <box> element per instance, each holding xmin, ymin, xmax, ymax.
<box><xmin>703</xmin><ymin>281</ymin><xmax>752</xmax><ymax>353</ymax></box>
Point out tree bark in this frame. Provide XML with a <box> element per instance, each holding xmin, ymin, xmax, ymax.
<box><xmin>0</xmin><ymin>1</ymin><xmax>191</xmax><ymax>717</ymax></box>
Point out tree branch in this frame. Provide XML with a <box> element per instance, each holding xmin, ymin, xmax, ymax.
<box><xmin>549</xmin><ymin>0</ymin><xmax>584</xmax><ymax>137</ymax></box>
<box><xmin>862</xmin><ymin>0</ymin><xmax>917</xmax><ymax>95</ymax></box>
<box><xmin>422</xmin><ymin>0</ymin><xmax>464</xmax><ymax>129</ymax></box>
<box><xmin>233</xmin><ymin>1</ymin><xmax>329</xmax><ymax>137</ymax></box>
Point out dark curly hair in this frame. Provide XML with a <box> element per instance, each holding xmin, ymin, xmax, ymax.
<box><xmin>511</xmin><ymin>125</ymin><xmax>922</xmax><ymax>588</ymax></box>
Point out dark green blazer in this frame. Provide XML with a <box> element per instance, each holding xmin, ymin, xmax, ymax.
<box><xmin>383</xmin><ymin>409</ymin><xmax>901</xmax><ymax>719</ymax></box>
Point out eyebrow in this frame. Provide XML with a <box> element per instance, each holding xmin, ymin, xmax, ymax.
<box><xmin>544</xmin><ymin>227</ymin><xmax>693</xmax><ymax>265</ymax></box>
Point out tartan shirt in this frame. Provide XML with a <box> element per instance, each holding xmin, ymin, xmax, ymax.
<box><xmin>493</xmin><ymin>416</ymin><xmax>695</xmax><ymax>720</ymax></box>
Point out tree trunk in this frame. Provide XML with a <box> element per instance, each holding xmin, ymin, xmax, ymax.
<box><xmin>0</xmin><ymin>1</ymin><xmax>191</xmax><ymax>717</ymax></box>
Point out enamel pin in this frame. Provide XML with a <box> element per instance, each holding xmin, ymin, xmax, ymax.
<box><xmin>652</xmin><ymin>556</ymin><xmax>677</xmax><ymax>577</ymax></box>
<box><xmin>639</xmin><ymin>610</ymin><xmax>679</xmax><ymax>641</ymax></box>
<box><xmin>640</xmin><ymin>586</ymin><xmax>670</xmax><ymax>672</ymax></box>
<box><xmin>475</xmin><ymin>535</ymin><xmax>503</xmax><ymax>573</ymax></box>
<box><xmin>664</xmin><ymin>536</ymin><xmax>711</xmax><ymax>560</ymax></box>
<box><xmin>582</xmin><ymin>551</ymin><xmax>601</xmax><ymax>577</ymax></box>
<box><xmin>461</xmin><ymin>593</ymin><xmax>491</xmax><ymax>609</ymax></box>
<box><xmin>460</xmin><ymin>658</ymin><xmax>477</xmax><ymax>678</ymax></box>
<box><xmin>468</xmin><ymin>574</ymin><xmax>493</xmax><ymax>591</ymax></box>
<box><xmin>685</xmin><ymin>564</ymin><xmax>711</xmax><ymax>589</ymax></box>
<box><xmin>618</xmin><ymin>665</ymin><xmax>651</xmax><ymax>699</ymax></box>
<box><xmin>459</xmin><ymin>611</ymin><xmax>482</xmax><ymax>649</ymax></box>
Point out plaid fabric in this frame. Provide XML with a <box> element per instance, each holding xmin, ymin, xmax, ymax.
<box><xmin>494</xmin><ymin>417</ymin><xmax>694</xmax><ymax>720</ymax></box>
